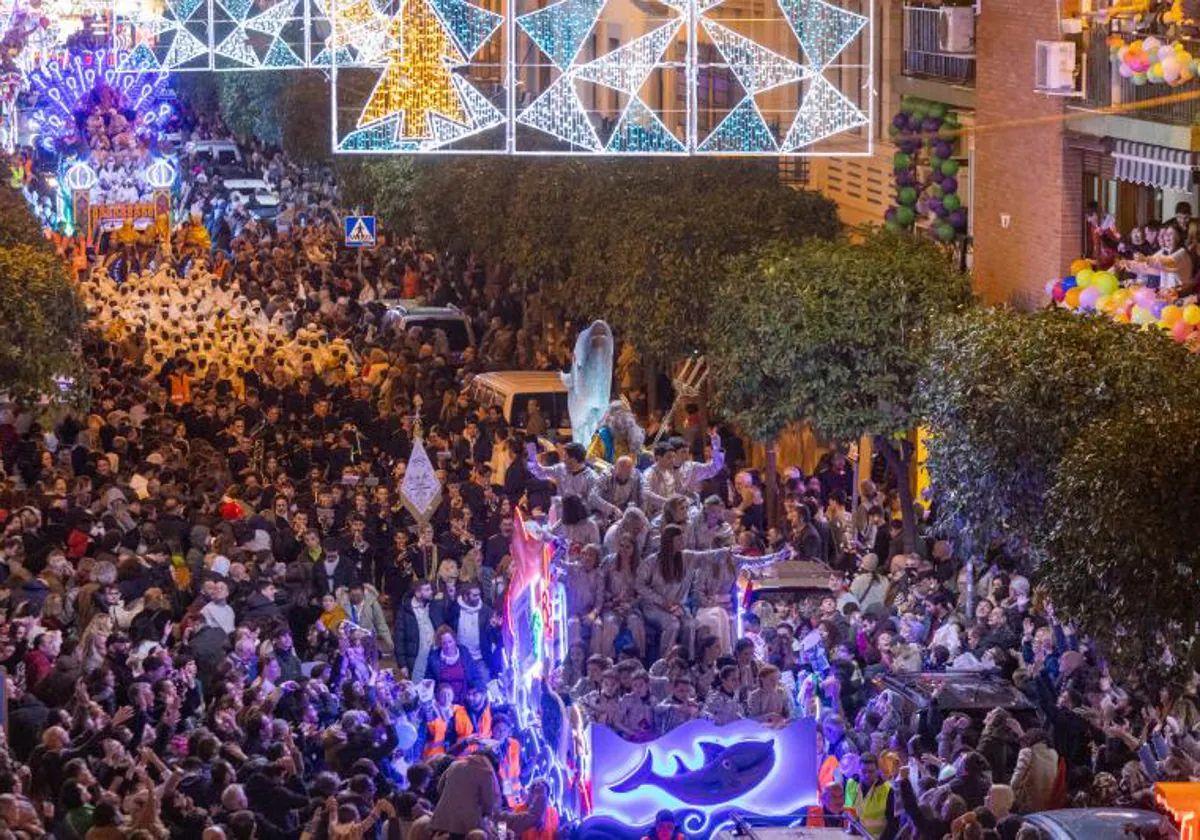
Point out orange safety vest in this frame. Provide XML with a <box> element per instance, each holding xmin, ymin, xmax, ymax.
<box><xmin>805</xmin><ymin>806</ymin><xmax>857</xmax><ymax>828</ymax></box>
<box><xmin>513</xmin><ymin>803</ymin><xmax>559</xmax><ymax>840</ymax></box>
<box><xmin>168</xmin><ymin>372</ymin><xmax>192</xmax><ymax>406</ymax></box>
<box><xmin>818</xmin><ymin>755</ymin><xmax>840</xmax><ymax>792</ymax></box>
<box><xmin>454</xmin><ymin>704</ymin><xmax>492</xmax><ymax>742</ymax></box>
<box><xmin>498</xmin><ymin>737</ymin><xmax>523</xmax><ymax>803</ymax></box>
<box><xmin>423</xmin><ymin>713</ymin><xmax>451</xmax><ymax>759</ymax></box>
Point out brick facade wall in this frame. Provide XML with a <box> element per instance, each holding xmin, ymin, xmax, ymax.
<box><xmin>973</xmin><ymin>0</ymin><xmax>1078</xmax><ymax>307</ymax></box>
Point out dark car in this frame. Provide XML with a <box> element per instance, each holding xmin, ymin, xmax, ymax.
<box><xmin>870</xmin><ymin>670</ymin><xmax>1044</xmax><ymax>743</ymax></box>
<box><xmin>1023</xmin><ymin>808</ymin><xmax>1178</xmax><ymax>839</ymax></box>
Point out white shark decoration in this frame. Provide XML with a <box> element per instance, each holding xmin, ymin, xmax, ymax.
<box><xmin>562</xmin><ymin>320</ymin><xmax>614</xmax><ymax>447</ymax></box>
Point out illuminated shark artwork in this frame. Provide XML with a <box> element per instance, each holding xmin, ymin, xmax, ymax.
<box><xmin>562</xmin><ymin>320</ymin><xmax>613</xmax><ymax>447</ymax></box>
<box><xmin>610</xmin><ymin>740</ymin><xmax>776</xmax><ymax>805</ymax></box>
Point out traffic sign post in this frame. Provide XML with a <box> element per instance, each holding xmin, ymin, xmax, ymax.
<box><xmin>344</xmin><ymin>215</ymin><xmax>376</xmax><ymax>248</ymax></box>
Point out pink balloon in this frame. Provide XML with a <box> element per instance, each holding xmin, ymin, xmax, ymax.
<box><xmin>1134</xmin><ymin>287</ymin><xmax>1157</xmax><ymax>308</ymax></box>
<box><xmin>1079</xmin><ymin>286</ymin><xmax>1102</xmax><ymax>309</ymax></box>
<box><xmin>1173</xmin><ymin>321</ymin><xmax>1192</xmax><ymax>342</ymax></box>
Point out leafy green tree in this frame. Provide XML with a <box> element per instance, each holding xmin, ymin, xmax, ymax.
<box><xmin>1040</xmin><ymin>406</ymin><xmax>1200</xmax><ymax>673</ymax></box>
<box><xmin>216</xmin><ymin>72</ymin><xmax>285</xmax><ymax>145</ymax></box>
<box><xmin>0</xmin><ymin>188</ymin><xmax>49</xmax><ymax>249</ymax></box>
<box><xmin>922</xmin><ymin>307</ymin><xmax>1200</xmax><ymax>558</ymax></box>
<box><xmin>0</xmin><ymin>243</ymin><xmax>86</xmax><ymax>407</ymax></box>
<box><xmin>709</xmin><ymin>230</ymin><xmax>973</xmax><ymax>540</ymax></box>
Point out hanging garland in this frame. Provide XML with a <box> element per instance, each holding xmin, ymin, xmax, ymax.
<box><xmin>884</xmin><ymin>96</ymin><xmax>968</xmax><ymax>243</ymax></box>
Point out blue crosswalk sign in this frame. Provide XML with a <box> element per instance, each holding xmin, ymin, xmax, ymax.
<box><xmin>344</xmin><ymin>215</ymin><xmax>376</xmax><ymax>247</ymax></box>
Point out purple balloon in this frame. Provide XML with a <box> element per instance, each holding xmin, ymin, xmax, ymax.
<box><xmin>896</xmin><ymin>170</ymin><xmax>916</xmax><ymax>187</ymax></box>
<box><xmin>935</xmin><ymin>202</ymin><xmax>951</xmax><ymax>218</ymax></box>
<box><xmin>934</xmin><ymin>141</ymin><xmax>953</xmax><ymax>159</ymax></box>
<box><xmin>1151</xmin><ymin>300</ymin><xmax>1167</xmax><ymax>318</ymax></box>
<box><xmin>885</xmin><ymin>207</ymin><xmax>897</xmax><ymax>222</ymax></box>
<box><xmin>930</xmin><ymin>171</ymin><xmax>944</xmax><ymax>184</ymax></box>
<box><xmin>927</xmin><ymin>198</ymin><xmax>943</xmax><ymax>216</ymax></box>
<box><xmin>948</xmin><ymin>209</ymin><xmax>968</xmax><ymax>230</ymax></box>
<box><xmin>941</xmin><ymin>176</ymin><xmax>958</xmax><ymax>194</ymax></box>
<box><xmin>900</xmin><ymin>138</ymin><xmax>921</xmax><ymax>155</ymax></box>
<box><xmin>892</xmin><ymin>113</ymin><xmax>908</xmax><ymax>130</ymax></box>
<box><xmin>922</xmin><ymin>117</ymin><xmax>942</xmax><ymax>132</ymax></box>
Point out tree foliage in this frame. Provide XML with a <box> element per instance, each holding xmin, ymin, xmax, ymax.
<box><xmin>1040</xmin><ymin>406</ymin><xmax>1200</xmax><ymax>673</ymax></box>
<box><xmin>922</xmin><ymin>308</ymin><xmax>1200</xmax><ymax>557</ymax></box>
<box><xmin>708</xmin><ymin>229</ymin><xmax>972</xmax><ymax>544</ymax></box>
<box><xmin>353</xmin><ymin>157</ymin><xmax>840</xmax><ymax>366</ymax></box>
<box><xmin>0</xmin><ymin>243</ymin><xmax>86</xmax><ymax>407</ymax></box>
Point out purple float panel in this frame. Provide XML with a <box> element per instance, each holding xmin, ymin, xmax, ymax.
<box><xmin>587</xmin><ymin>717</ymin><xmax>819</xmax><ymax>837</ymax></box>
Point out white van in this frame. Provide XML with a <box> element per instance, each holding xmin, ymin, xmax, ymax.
<box><xmin>465</xmin><ymin>371</ymin><xmax>571</xmax><ymax>438</ymax></box>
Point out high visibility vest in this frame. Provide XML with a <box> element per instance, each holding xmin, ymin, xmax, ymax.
<box><xmin>498</xmin><ymin>737</ymin><xmax>524</xmax><ymax>804</ymax></box>
<box><xmin>168</xmin><ymin>372</ymin><xmax>192</xmax><ymax>405</ymax></box>
<box><xmin>423</xmin><ymin>714</ymin><xmax>451</xmax><ymax>759</ymax></box>
<box><xmin>818</xmin><ymin>755</ymin><xmax>840</xmax><ymax>792</ymax></box>
<box><xmin>454</xmin><ymin>704</ymin><xmax>492</xmax><ymax>742</ymax></box>
<box><xmin>516</xmin><ymin>803</ymin><xmax>559</xmax><ymax>840</ymax></box>
<box><xmin>859</xmin><ymin>782</ymin><xmax>892</xmax><ymax>839</ymax></box>
<box><xmin>805</xmin><ymin>806</ymin><xmax>857</xmax><ymax>828</ymax></box>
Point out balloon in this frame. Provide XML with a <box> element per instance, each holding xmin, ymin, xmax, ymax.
<box><xmin>1075</xmin><ymin>268</ymin><xmax>1094</xmax><ymax>286</ymax></box>
<box><xmin>395</xmin><ymin>721</ymin><xmax>418</xmax><ymax>750</ymax></box>
<box><xmin>927</xmin><ymin>198</ymin><xmax>942</xmax><ymax>216</ymax></box>
<box><xmin>922</xmin><ymin>117</ymin><xmax>943</xmax><ymax>132</ymax></box>
<box><xmin>898</xmin><ymin>186</ymin><xmax>918</xmax><ymax>206</ymax></box>
<box><xmin>1061</xmin><ymin>276</ymin><xmax>1078</xmax><ymax>291</ymax></box>
<box><xmin>1185</xmin><ymin>303</ymin><xmax>1200</xmax><ymax>325</ymax></box>
<box><xmin>1052</xmin><ymin>283</ymin><xmax>1066</xmax><ymax>302</ymax></box>
<box><xmin>1134</xmin><ymin>287</ymin><xmax>1157</xmax><ymax>308</ymax></box>
<box><xmin>1134</xmin><ymin>72</ymin><xmax>1148</xmax><ymax>85</ymax></box>
<box><xmin>1132</xmin><ymin>305</ymin><xmax>1155</xmax><ymax>324</ymax></box>
<box><xmin>892</xmin><ymin>113</ymin><xmax>908</xmax><ymax>130</ymax></box>
<box><xmin>1151</xmin><ymin>300</ymin><xmax>1167</xmax><ymax>318</ymax></box>
<box><xmin>929</xmin><ymin>102</ymin><xmax>948</xmax><ymax>119</ymax></box>
<box><xmin>948</xmin><ymin>209</ymin><xmax>968</xmax><ymax>230</ymax></box>
<box><xmin>942</xmin><ymin>194</ymin><xmax>962</xmax><ymax>213</ymax></box>
<box><xmin>1070</xmin><ymin>258</ymin><xmax>1092</xmax><ymax>274</ymax></box>
<box><xmin>942</xmin><ymin>176</ymin><xmax>959</xmax><ymax>194</ymax></box>
<box><xmin>884</xmin><ymin>207</ymin><xmax>897</xmax><ymax>222</ymax></box>
<box><xmin>930</xmin><ymin>156</ymin><xmax>945</xmax><ymax>172</ymax></box>
<box><xmin>1092</xmin><ymin>272</ymin><xmax>1119</xmax><ymax>295</ymax></box>
<box><xmin>935</xmin><ymin>222</ymin><xmax>956</xmax><ymax>242</ymax></box>
<box><xmin>1162</xmin><ymin>304</ymin><xmax>1183</xmax><ymax>325</ymax></box>
<box><xmin>1045</xmin><ymin>279</ymin><xmax>1058</xmax><ymax>297</ymax></box>
<box><xmin>941</xmin><ymin>159</ymin><xmax>960</xmax><ymax>176</ymax></box>
<box><xmin>885</xmin><ymin>219</ymin><xmax>901</xmax><ymax>232</ymax></box>
<box><xmin>1065</xmin><ymin>287</ymin><xmax>1082</xmax><ymax>308</ymax></box>
<box><xmin>1079</xmin><ymin>286</ymin><xmax>1102</xmax><ymax>309</ymax></box>
<box><xmin>1173</xmin><ymin>320</ymin><xmax>1193</xmax><ymax>342</ymax></box>
<box><xmin>934</xmin><ymin>140</ymin><xmax>953</xmax><ymax>159</ymax></box>
<box><xmin>895</xmin><ymin>206</ymin><xmax>915</xmax><ymax>226</ymax></box>
<box><xmin>894</xmin><ymin>152</ymin><xmax>912</xmax><ymax>170</ymax></box>
<box><xmin>1119</xmin><ymin>62</ymin><xmax>1135</xmax><ymax>78</ymax></box>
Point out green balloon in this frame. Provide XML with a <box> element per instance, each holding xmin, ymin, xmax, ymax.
<box><xmin>895</xmin><ymin>206</ymin><xmax>916</xmax><ymax>226</ymax></box>
<box><xmin>888</xmin><ymin>124</ymin><xmax>900</xmax><ymax>137</ymax></box>
<box><xmin>898</xmin><ymin>186</ymin><xmax>918</xmax><ymax>206</ymax></box>
<box><xmin>930</xmin><ymin>156</ymin><xmax>945</xmax><ymax>171</ymax></box>
<box><xmin>928</xmin><ymin>184</ymin><xmax>944</xmax><ymax>199</ymax></box>
<box><xmin>941</xmin><ymin>159</ymin><xmax>960</xmax><ymax>176</ymax></box>
<box><xmin>942</xmin><ymin>194</ymin><xmax>961</xmax><ymax>212</ymax></box>
<box><xmin>894</xmin><ymin>152</ymin><xmax>911</xmax><ymax>169</ymax></box>
<box><xmin>936</xmin><ymin>222</ymin><xmax>956</xmax><ymax>242</ymax></box>
<box><xmin>929</xmin><ymin>102</ymin><xmax>948</xmax><ymax>119</ymax></box>
<box><xmin>938</xmin><ymin>124</ymin><xmax>958</xmax><ymax>141</ymax></box>
<box><xmin>885</xmin><ymin>219</ymin><xmax>901</xmax><ymax>232</ymax></box>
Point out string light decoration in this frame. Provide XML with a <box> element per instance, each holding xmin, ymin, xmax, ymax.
<box><xmin>28</xmin><ymin>49</ymin><xmax>174</xmax><ymax>152</ymax></box>
<box><xmin>107</xmin><ymin>0</ymin><xmax>872</xmax><ymax>155</ymax></box>
<box><xmin>698</xmin><ymin>95</ymin><xmax>778</xmax><ymax>152</ymax></box>
<box><xmin>355</xmin><ymin>0</ymin><xmax>468</xmax><ymax>138</ymax></box>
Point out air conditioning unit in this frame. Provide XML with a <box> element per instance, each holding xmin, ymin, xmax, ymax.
<box><xmin>938</xmin><ymin>6</ymin><xmax>975</xmax><ymax>54</ymax></box>
<box><xmin>1034</xmin><ymin>40</ymin><xmax>1082</xmax><ymax>96</ymax></box>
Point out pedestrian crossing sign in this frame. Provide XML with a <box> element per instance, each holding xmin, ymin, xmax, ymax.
<box><xmin>344</xmin><ymin>215</ymin><xmax>376</xmax><ymax>247</ymax></box>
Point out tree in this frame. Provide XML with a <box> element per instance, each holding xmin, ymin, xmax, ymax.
<box><xmin>709</xmin><ymin>229</ymin><xmax>973</xmax><ymax>539</ymax></box>
<box><xmin>0</xmin><ymin>243</ymin><xmax>86</xmax><ymax>407</ymax></box>
<box><xmin>1040</xmin><ymin>406</ymin><xmax>1200</xmax><ymax>674</ymax></box>
<box><xmin>922</xmin><ymin>307</ymin><xmax>1200</xmax><ymax>559</ymax></box>
<box><xmin>0</xmin><ymin>188</ymin><xmax>50</xmax><ymax>249</ymax></box>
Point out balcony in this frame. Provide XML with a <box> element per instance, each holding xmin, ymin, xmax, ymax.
<box><xmin>902</xmin><ymin>3</ymin><xmax>976</xmax><ymax>88</ymax></box>
<box><xmin>1082</xmin><ymin>26</ymin><xmax>1200</xmax><ymax>129</ymax></box>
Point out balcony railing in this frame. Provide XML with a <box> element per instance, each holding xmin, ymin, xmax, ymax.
<box><xmin>1083</xmin><ymin>26</ymin><xmax>1200</xmax><ymax>126</ymax></box>
<box><xmin>902</xmin><ymin>3</ymin><xmax>975</xmax><ymax>87</ymax></box>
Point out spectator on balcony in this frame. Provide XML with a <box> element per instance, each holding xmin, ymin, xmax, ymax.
<box><xmin>1148</xmin><ymin>221</ymin><xmax>1194</xmax><ymax>293</ymax></box>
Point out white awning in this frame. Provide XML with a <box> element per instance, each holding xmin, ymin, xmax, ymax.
<box><xmin>1112</xmin><ymin>139</ymin><xmax>1197</xmax><ymax>192</ymax></box>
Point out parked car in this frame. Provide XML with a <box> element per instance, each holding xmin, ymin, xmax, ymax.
<box><xmin>1023</xmin><ymin>808</ymin><xmax>1177</xmax><ymax>839</ymax></box>
<box><xmin>375</xmin><ymin>298</ymin><xmax>476</xmax><ymax>364</ymax></box>
<box><xmin>869</xmin><ymin>670</ymin><xmax>1044</xmax><ymax>743</ymax></box>
<box><xmin>218</xmin><ymin>176</ymin><xmax>281</xmax><ymax>222</ymax></box>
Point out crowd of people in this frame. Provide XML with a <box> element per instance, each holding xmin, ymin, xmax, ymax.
<box><xmin>1086</xmin><ymin>199</ymin><xmax>1199</xmax><ymax>292</ymax></box>
<box><xmin>0</xmin><ymin>100</ymin><xmax>1191</xmax><ymax>840</ymax></box>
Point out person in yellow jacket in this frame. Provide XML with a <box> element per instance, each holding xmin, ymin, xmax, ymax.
<box><xmin>844</xmin><ymin>753</ymin><xmax>898</xmax><ymax>839</ymax></box>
